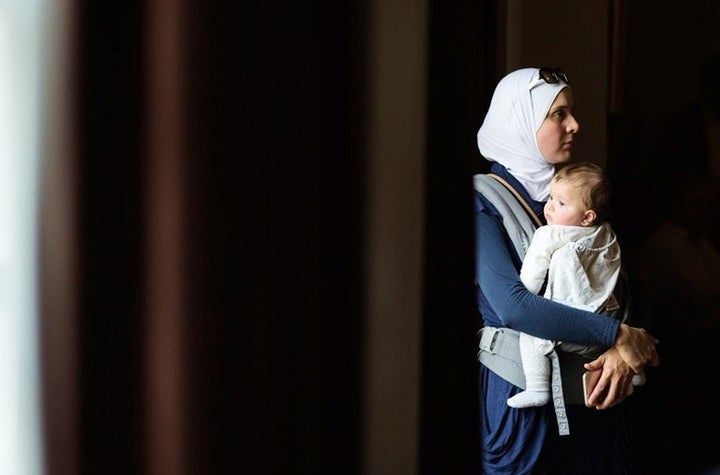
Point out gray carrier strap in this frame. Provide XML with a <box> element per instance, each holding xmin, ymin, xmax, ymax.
<box><xmin>548</xmin><ymin>352</ymin><xmax>569</xmax><ymax>436</ymax></box>
<box><xmin>473</xmin><ymin>174</ymin><xmax>537</xmax><ymax>259</ymax></box>
<box><xmin>478</xmin><ymin>326</ymin><xmax>572</xmax><ymax>435</ymax></box>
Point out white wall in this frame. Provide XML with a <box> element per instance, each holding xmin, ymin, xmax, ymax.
<box><xmin>0</xmin><ymin>0</ymin><xmax>45</xmax><ymax>473</ymax></box>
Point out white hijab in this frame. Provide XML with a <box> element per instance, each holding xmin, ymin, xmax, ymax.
<box><xmin>477</xmin><ymin>67</ymin><xmax>570</xmax><ymax>201</ymax></box>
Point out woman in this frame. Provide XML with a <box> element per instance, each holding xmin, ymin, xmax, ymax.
<box><xmin>474</xmin><ymin>67</ymin><xmax>659</xmax><ymax>474</ymax></box>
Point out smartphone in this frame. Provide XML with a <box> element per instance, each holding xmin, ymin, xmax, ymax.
<box><xmin>582</xmin><ymin>370</ymin><xmax>601</xmax><ymax>407</ymax></box>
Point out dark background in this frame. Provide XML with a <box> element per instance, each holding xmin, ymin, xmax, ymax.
<box><xmin>46</xmin><ymin>1</ymin><xmax>720</xmax><ymax>474</ymax></box>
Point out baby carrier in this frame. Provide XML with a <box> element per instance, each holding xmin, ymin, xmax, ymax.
<box><xmin>474</xmin><ymin>173</ymin><xmax>631</xmax><ymax>435</ymax></box>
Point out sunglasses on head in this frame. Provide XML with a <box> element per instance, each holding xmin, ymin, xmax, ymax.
<box><xmin>538</xmin><ymin>67</ymin><xmax>570</xmax><ymax>85</ymax></box>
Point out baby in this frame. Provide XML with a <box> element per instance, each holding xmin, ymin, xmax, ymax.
<box><xmin>508</xmin><ymin>162</ymin><xmax>645</xmax><ymax>409</ymax></box>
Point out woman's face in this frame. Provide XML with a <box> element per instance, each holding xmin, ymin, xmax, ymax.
<box><xmin>536</xmin><ymin>88</ymin><xmax>579</xmax><ymax>164</ymax></box>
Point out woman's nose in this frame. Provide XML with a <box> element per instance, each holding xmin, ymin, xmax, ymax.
<box><xmin>568</xmin><ymin>115</ymin><xmax>579</xmax><ymax>133</ymax></box>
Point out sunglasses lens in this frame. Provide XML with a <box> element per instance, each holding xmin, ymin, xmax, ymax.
<box><xmin>539</xmin><ymin>70</ymin><xmax>554</xmax><ymax>83</ymax></box>
<box><xmin>539</xmin><ymin>68</ymin><xmax>569</xmax><ymax>85</ymax></box>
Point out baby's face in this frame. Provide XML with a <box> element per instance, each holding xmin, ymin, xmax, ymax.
<box><xmin>543</xmin><ymin>180</ymin><xmax>588</xmax><ymax>226</ymax></box>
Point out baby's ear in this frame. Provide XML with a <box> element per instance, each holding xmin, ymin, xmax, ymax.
<box><xmin>581</xmin><ymin>210</ymin><xmax>597</xmax><ymax>226</ymax></box>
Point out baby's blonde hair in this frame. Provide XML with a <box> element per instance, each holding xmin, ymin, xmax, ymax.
<box><xmin>553</xmin><ymin>162</ymin><xmax>611</xmax><ymax>224</ymax></box>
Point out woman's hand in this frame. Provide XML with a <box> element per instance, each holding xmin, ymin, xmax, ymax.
<box><xmin>583</xmin><ymin>347</ymin><xmax>635</xmax><ymax>409</ymax></box>
<box><xmin>583</xmin><ymin>324</ymin><xmax>659</xmax><ymax>409</ymax></box>
<box><xmin>612</xmin><ymin>323</ymin><xmax>660</xmax><ymax>372</ymax></box>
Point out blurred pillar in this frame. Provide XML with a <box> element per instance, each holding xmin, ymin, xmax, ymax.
<box><xmin>145</xmin><ymin>0</ymin><xmax>187</xmax><ymax>474</ymax></box>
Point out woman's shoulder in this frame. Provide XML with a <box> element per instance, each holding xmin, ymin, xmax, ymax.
<box><xmin>473</xmin><ymin>174</ymin><xmax>501</xmax><ymax>215</ymax></box>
